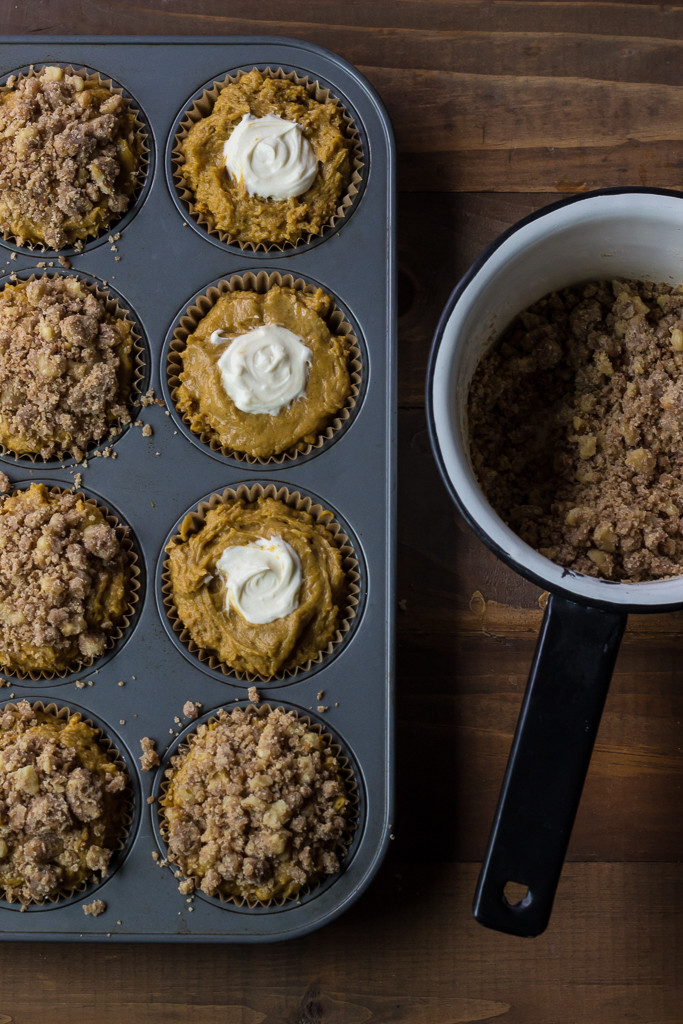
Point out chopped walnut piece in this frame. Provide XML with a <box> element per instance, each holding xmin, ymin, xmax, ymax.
<box><xmin>139</xmin><ymin>736</ymin><xmax>159</xmax><ymax>771</ymax></box>
<box><xmin>182</xmin><ymin>701</ymin><xmax>199</xmax><ymax>720</ymax></box>
<box><xmin>0</xmin><ymin>67</ymin><xmax>141</xmax><ymax>249</ymax></box>
<box><xmin>160</xmin><ymin>707</ymin><xmax>354</xmax><ymax>903</ymax></box>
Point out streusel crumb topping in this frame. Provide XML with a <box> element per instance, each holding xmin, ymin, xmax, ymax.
<box><xmin>161</xmin><ymin>706</ymin><xmax>353</xmax><ymax>903</ymax></box>
<box><xmin>0</xmin><ymin>483</ymin><xmax>130</xmax><ymax>676</ymax></box>
<box><xmin>0</xmin><ymin>701</ymin><xmax>128</xmax><ymax>904</ymax></box>
<box><xmin>0</xmin><ymin>66</ymin><xmax>141</xmax><ymax>249</ymax></box>
<box><xmin>0</xmin><ymin>275</ymin><xmax>134</xmax><ymax>460</ymax></box>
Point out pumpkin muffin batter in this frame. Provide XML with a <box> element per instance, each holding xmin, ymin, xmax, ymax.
<box><xmin>0</xmin><ymin>275</ymin><xmax>134</xmax><ymax>461</ymax></box>
<box><xmin>178</xmin><ymin>69</ymin><xmax>352</xmax><ymax>246</ymax></box>
<box><xmin>174</xmin><ymin>284</ymin><xmax>352</xmax><ymax>459</ymax></box>
<box><xmin>0</xmin><ymin>484</ymin><xmax>131</xmax><ymax>676</ymax></box>
<box><xmin>0</xmin><ymin>65</ymin><xmax>142</xmax><ymax>249</ymax></box>
<box><xmin>0</xmin><ymin>700</ymin><xmax>129</xmax><ymax>904</ymax></box>
<box><xmin>161</xmin><ymin>705</ymin><xmax>353</xmax><ymax>903</ymax></box>
<box><xmin>165</xmin><ymin>496</ymin><xmax>347</xmax><ymax>677</ymax></box>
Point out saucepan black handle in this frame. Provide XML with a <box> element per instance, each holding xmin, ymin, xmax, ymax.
<box><xmin>472</xmin><ymin>591</ymin><xmax>627</xmax><ymax>937</ymax></box>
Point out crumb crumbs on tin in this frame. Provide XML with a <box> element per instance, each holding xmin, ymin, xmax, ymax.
<box><xmin>83</xmin><ymin>899</ymin><xmax>106</xmax><ymax>918</ymax></box>
<box><xmin>182</xmin><ymin>700</ymin><xmax>200</xmax><ymax>720</ymax></box>
<box><xmin>248</xmin><ymin>686</ymin><xmax>260</xmax><ymax>704</ymax></box>
<box><xmin>139</xmin><ymin>736</ymin><xmax>159</xmax><ymax>771</ymax></box>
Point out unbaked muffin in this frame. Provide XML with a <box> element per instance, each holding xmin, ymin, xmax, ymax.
<box><xmin>0</xmin><ymin>65</ymin><xmax>143</xmax><ymax>249</ymax></box>
<box><xmin>165</xmin><ymin>493</ymin><xmax>349</xmax><ymax>679</ymax></box>
<box><xmin>177</xmin><ymin>69</ymin><xmax>354</xmax><ymax>247</ymax></box>
<box><xmin>0</xmin><ymin>275</ymin><xmax>135</xmax><ymax>461</ymax></box>
<box><xmin>160</xmin><ymin>705</ymin><xmax>354</xmax><ymax>904</ymax></box>
<box><xmin>0</xmin><ymin>700</ymin><xmax>129</xmax><ymax>904</ymax></box>
<box><xmin>0</xmin><ymin>483</ymin><xmax>133</xmax><ymax>677</ymax></box>
<box><xmin>172</xmin><ymin>283</ymin><xmax>353</xmax><ymax>460</ymax></box>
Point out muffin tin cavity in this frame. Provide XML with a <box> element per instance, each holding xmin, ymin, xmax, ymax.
<box><xmin>152</xmin><ymin>700</ymin><xmax>364</xmax><ymax>912</ymax></box>
<box><xmin>0</xmin><ymin>36</ymin><xmax>394</xmax><ymax>944</ymax></box>
<box><xmin>162</xmin><ymin>269</ymin><xmax>365</xmax><ymax>467</ymax></box>
<box><xmin>0</xmin><ymin>268</ymin><xmax>150</xmax><ymax>467</ymax></box>
<box><xmin>0</xmin><ymin>63</ymin><xmax>153</xmax><ymax>256</ymax></box>
<box><xmin>0</xmin><ymin>697</ymin><xmax>140</xmax><ymax>912</ymax></box>
<box><xmin>157</xmin><ymin>481</ymin><xmax>365</xmax><ymax>686</ymax></box>
<box><xmin>0</xmin><ymin>480</ymin><xmax>144</xmax><ymax>685</ymax></box>
<box><xmin>167</xmin><ymin>64</ymin><xmax>366</xmax><ymax>255</ymax></box>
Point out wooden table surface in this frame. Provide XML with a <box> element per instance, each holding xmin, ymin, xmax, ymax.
<box><xmin>1</xmin><ymin>2</ymin><xmax>682</xmax><ymax>1021</ymax></box>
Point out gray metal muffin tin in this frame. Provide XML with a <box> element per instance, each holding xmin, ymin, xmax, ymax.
<box><xmin>0</xmin><ymin>36</ymin><xmax>395</xmax><ymax>942</ymax></box>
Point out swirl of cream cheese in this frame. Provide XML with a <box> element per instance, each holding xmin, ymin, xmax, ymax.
<box><xmin>216</xmin><ymin>536</ymin><xmax>302</xmax><ymax>624</ymax></box>
<box><xmin>211</xmin><ymin>324</ymin><xmax>311</xmax><ymax>415</ymax></box>
<box><xmin>222</xmin><ymin>113</ymin><xmax>318</xmax><ymax>200</ymax></box>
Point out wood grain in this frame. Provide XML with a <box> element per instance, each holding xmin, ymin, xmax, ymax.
<box><xmin>4</xmin><ymin>1</ymin><xmax>683</xmax><ymax>192</ymax></box>
<box><xmin>0</xmin><ymin>2</ymin><xmax>682</xmax><ymax>1022</ymax></box>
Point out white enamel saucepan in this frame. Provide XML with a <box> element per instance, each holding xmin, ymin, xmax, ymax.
<box><xmin>427</xmin><ymin>188</ymin><xmax>683</xmax><ymax>937</ymax></box>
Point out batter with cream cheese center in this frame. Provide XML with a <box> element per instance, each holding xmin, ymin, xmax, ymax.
<box><xmin>174</xmin><ymin>284</ymin><xmax>352</xmax><ymax>459</ymax></box>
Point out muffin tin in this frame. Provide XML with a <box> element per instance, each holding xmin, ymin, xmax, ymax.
<box><xmin>0</xmin><ymin>36</ymin><xmax>395</xmax><ymax>942</ymax></box>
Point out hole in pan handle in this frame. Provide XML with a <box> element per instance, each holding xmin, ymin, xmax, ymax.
<box><xmin>472</xmin><ymin>591</ymin><xmax>627</xmax><ymax>937</ymax></box>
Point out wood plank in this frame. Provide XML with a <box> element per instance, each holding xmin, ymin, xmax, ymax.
<box><xmin>0</xmin><ymin>864</ymin><xmax>679</xmax><ymax>1024</ymax></box>
<box><xmin>4</xmin><ymin>2</ymin><xmax>683</xmax><ymax>191</ymax></box>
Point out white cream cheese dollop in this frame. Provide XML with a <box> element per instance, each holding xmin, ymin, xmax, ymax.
<box><xmin>222</xmin><ymin>113</ymin><xmax>318</xmax><ymax>201</ymax></box>
<box><xmin>210</xmin><ymin>324</ymin><xmax>311</xmax><ymax>415</ymax></box>
<box><xmin>216</xmin><ymin>536</ymin><xmax>302</xmax><ymax>624</ymax></box>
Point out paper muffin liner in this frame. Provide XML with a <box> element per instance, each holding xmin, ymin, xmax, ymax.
<box><xmin>157</xmin><ymin>702</ymin><xmax>359</xmax><ymax>909</ymax></box>
<box><xmin>0</xmin><ymin>699</ymin><xmax>133</xmax><ymax>907</ymax></box>
<box><xmin>167</xmin><ymin>270</ymin><xmax>362</xmax><ymax>465</ymax></box>
<box><xmin>0</xmin><ymin>484</ymin><xmax>141</xmax><ymax>682</ymax></box>
<box><xmin>161</xmin><ymin>482</ymin><xmax>361</xmax><ymax>682</ymax></box>
<box><xmin>0</xmin><ymin>271</ymin><xmax>146</xmax><ymax>464</ymax></box>
<box><xmin>0</xmin><ymin>63</ymin><xmax>149</xmax><ymax>253</ymax></box>
<box><xmin>171</xmin><ymin>66</ymin><xmax>364</xmax><ymax>252</ymax></box>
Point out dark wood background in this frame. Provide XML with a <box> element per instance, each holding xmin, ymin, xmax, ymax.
<box><xmin>1</xmin><ymin>2</ymin><xmax>682</xmax><ymax>1021</ymax></box>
